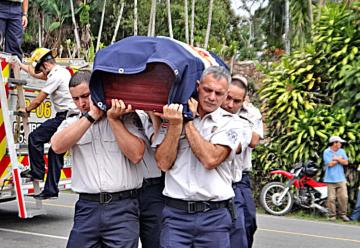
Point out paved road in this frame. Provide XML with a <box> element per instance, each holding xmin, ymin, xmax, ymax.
<box><xmin>0</xmin><ymin>193</ymin><xmax>359</xmax><ymax>248</ymax></box>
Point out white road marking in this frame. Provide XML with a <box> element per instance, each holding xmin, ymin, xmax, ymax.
<box><xmin>0</xmin><ymin>227</ymin><xmax>67</xmax><ymax>240</ymax></box>
<box><xmin>25</xmin><ymin>201</ymin><xmax>75</xmax><ymax>209</ymax></box>
<box><xmin>258</xmin><ymin>228</ymin><xmax>360</xmax><ymax>243</ymax></box>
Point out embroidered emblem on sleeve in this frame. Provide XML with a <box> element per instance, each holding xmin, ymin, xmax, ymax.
<box><xmin>226</xmin><ymin>129</ymin><xmax>239</xmax><ymax>144</ymax></box>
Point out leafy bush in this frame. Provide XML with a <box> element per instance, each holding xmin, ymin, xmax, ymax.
<box><xmin>254</xmin><ymin>2</ymin><xmax>360</xmax><ymax>207</ymax></box>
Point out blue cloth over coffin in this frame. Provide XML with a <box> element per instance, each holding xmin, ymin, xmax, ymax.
<box><xmin>89</xmin><ymin>36</ymin><xmax>228</xmax><ymax>117</ymax></box>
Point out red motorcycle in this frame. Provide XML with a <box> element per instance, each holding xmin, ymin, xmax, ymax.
<box><xmin>260</xmin><ymin>161</ymin><xmax>328</xmax><ymax>216</ymax></box>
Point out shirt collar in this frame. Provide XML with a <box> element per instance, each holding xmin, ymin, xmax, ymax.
<box><xmin>47</xmin><ymin>65</ymin><xmax>60</xmax><ymax>78</ymax></box>
<box><xmin>201</xmin><ymin>107</ymin><xmax>232</xmax><ymax>123</ymax></box>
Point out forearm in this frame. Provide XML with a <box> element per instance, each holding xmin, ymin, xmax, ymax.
<box><xmin>185</xmin><ymin>121</ymin><xmax>230</xmax><ymax>169</ymax></box>
<box><xmin>249</xmin><ymin>132</ymin><xmax>260</xmax><ymax>148</ymax></box>
<box><xmin>108</xmin><ymin>118</ymin><xmax>145</xmax><ymax>164</ymax></box>
<box><xmin>328</xmin><ymin>161</ymin><xmax>337</xmax><ymax>167</ymax></box>
<box><xmin>155</xmin><ymin>124</ymin><xmax>182</xmax><ymax>171</ymax></box>
<box><xmin>22</xmin><ymin>0</ymin><xmax>28</xmax><ymax>13</ymax></box>
<box><xmin>51</xmin><ymin>118</ymin><xmax>92</xmax><ymax>154</ymax></box>
<box><xmin>20</xmin><ymin>63</ymin><xmax>46</xmax><ymax>80</ymax></box>
<box><xmin>338</xmin><ymin>158</ymin><xmax>349</xmax><ymax>166</ymax></box>
<box><xmin>26</xmin><ymin>91</ymin><xmax>48</xmax><ymax>111</ymax></box>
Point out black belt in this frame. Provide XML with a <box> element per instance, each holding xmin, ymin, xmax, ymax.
<box><xmin>165</xmin><ymin>197</ymin><xmax>230</xmax><ymax>213</ymax></box>
<box><xmin>142</xmin><ymin>177</ymin><xmax>164</xmax><ymax>188</ymax></box>
<box><xmin>79</xmin><ymin>189</ymin><xmax>138</xmax><ymax>204</ymax></box>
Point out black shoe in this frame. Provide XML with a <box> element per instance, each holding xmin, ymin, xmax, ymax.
<box><xmin>20</xmin><ymin>169</ymin><xmax>43</xmax><ymax>180</ymax></box>
<box><xmin>33</xmin><ymin>192</ymin><xmax>58</xmax><ymax>200</ymax></box>
<box><xmin>20</xmin><ymin>169</ymin><xmax>34</xmax><ymax>179</ymax></box>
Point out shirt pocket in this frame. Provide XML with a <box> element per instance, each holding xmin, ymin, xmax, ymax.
<box><xmin>103</xmin><ymin>136</ymin><xmax>120</xmax><ymax>153</ymax></box>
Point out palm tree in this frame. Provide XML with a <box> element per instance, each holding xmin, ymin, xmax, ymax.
<box><xmin>134</xmin><ymin>0</ymin><xmax>138</xmax><ymax>36</ymax></box>
<box><xmin>148</xmin><ymin>0</ymin><xmax>157</xmax><ymax>36</ymax></box>
<box><xmin>184</xmin><ymin>0</ymin><xmax>189</xmax><ymax>43</ymax></box>
<box><xmin>166</xmin><ymin>0</ymin><xmax>173</xmax><ymax>38</ymax></box>
<box><xmin>190</xmin><ymin>0</ymin><xmax>195</xmax><ymax>46</ymax></box>
<box><xmin>111</xmin><ymin>0</ymin><xmax>125</xmax><ymax>44</ymax></box>
<box><xmin>96</xmin><ymin>0</ymin><xmax>107</xmax><ymax>52</ymax></box>
<box><xmin>284</xmin><ymin>0</ymin><xmax>290</xmax><ymax>54</ymax></box>
<box><xmin>69</xmin><ymin>0</ymin><xmax>81</xmax><ymax>57</ymax></box>
<box><xmin>204</xmin><ymin>0</ymin><xmax>213</xmax><ymax>49</ymax></box>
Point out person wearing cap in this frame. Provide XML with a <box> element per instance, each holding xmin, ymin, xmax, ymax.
<box><xmin>153</xmin><ymin>66</ymin><xmax>243</xmax><ymax>247</ymax></box>
<box><xmin>323</xmin><ymin>135</ymin><xmax>350</xmax><ymax>222</ymax></box>
<box><xmin>0</xmin><ymin>0</ymin><xmax>28</xmax><ymax>60</ymax></box>
<box><xmin>51</xmin><ymin>71</ymin><xmax>146</xmax><ymax>247</ymax></box>
<box><xmin>17</xmin><ymin>48</ymin><xmax>77</xmax><ymax>200</ymax></box>
<box><xmin>221</xmin><ymin>75</ymin><xmax>253</xmax><ymax>248</ymax></box>
<box><xmin>232</xmin><ymin>74</ymin><xmax>262</xmax><ymax>247</ymax></box>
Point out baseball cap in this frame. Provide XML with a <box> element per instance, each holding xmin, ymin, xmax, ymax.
<box><xmin>329</xmin><ymin>136</ymin><xmax>346</xmax><ymax>143</ymax></box>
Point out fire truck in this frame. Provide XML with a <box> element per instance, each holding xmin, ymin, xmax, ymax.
<box><xmin>0</xmin><ymin>53</ymin><xmax>86</xmax><ymax>218</ymax></box>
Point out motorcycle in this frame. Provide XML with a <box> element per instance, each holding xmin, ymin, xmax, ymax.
<box><xmin>260</xmin><ymin>161</ymin><xmax>328</xmax><ymax>216</ymax></box>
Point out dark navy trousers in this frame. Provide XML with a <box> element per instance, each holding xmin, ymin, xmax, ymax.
<box><xmin>351</xmin><ymin>191</ymin><xmax>360</xmax><ymax>221</ymax></box>
<box><xmin>138</xmin><ymin>178</ymin><xmax>165</xmax><ymax>248</ymax></box>
<box><xmin>239</xmin><ymin>174</ymin><xmax>257</xmax><ymax>247</ymax></box>
<box><xmin>230</xmin><ymin>182</ymin><xmax>248</xmax><ymax>248</ymax></box>
<box><xmin>160</xmin><ymin>205</ymin><xmax>232</xmax><ymax>248</ymax></box>
<box><xmin>67</xmin><ymin>197</ymin><xmax>140</xmax><ymax>248</ymax></box>
<box><xmin>28</xmin><ymin>112</ymin><xmax>67</xmax><ymax>194</ymax></box>
<box><xmin>0</xmin><ymin>1</ymin><xmax>23</xmax><ymax>60</ymax></box>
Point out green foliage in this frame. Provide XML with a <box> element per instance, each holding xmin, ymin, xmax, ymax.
<box><xmin>22</xmin><ymin>0</ymin><xmax>240</xmax><ymax>59</ymax></box>
<box><xmin>254</xmin><ymin>2</ymin><xmax>360</xmax><ymax>203</ymax></box>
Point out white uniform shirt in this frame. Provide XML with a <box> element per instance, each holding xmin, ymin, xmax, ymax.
<box><xmin>238</xmin><ymin>104</ymin><xmax>263</xmax><ymax>172</ymax></box>
<box><xmin>136</xmin><ymin>110</ymin><xmax>162</xmax><ymax>179</ymax></box>
<box><xmin>230</xmin><ymin>115</ymin><xmax>252</xmax><ymax>183</ymax></box>
<box><xmin>153</xmin><ymin>107</ymin><xmax>243</xmax><ymax>201</ymax></box>
<box><xmin>56</xmin><ymin>112</ymin><xmax>144</xmax><ymax>193</ymax></box>
<box><xmin>42</xmin><ymin>65</ymin><xmax>76</xmax><ymax>113</ymax></box>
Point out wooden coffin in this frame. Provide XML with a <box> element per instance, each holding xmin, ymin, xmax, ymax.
<box><xmin>103</xmin><ymin>63</ymin><xmax>175</xmax><ymax>112</ymax></box>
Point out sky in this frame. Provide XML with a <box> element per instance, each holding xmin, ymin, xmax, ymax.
<box><xmin>231</xmin><ymin>0</ymin><xmax>269</xmax><ymax>17</ymax></box>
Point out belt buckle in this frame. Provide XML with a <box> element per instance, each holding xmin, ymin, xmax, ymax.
<box><xmin>100</xmin><ymin>192</ymin><xmax>112</xmax><ymax>204</ymax></box>
<box><xmin>187</xmin><ymin>201</ymin><xmax>196</xmax><ymax>213</ymax></box>
<box><xmin>202</xmin><ymin>202</ymin><xmax>211</xmax><ymax>212</ymax></box>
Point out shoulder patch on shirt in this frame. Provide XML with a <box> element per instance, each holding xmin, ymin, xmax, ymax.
<box><xmin>226</xmin><ymin>129</ymin><xmax>239</xmax><ymax>144</ymax></box>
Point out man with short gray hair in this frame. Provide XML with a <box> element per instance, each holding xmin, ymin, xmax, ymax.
<box><xmin>154</xmin><ymin>66</ymin><xmax>243</xmax><ymax>247</ymax></box>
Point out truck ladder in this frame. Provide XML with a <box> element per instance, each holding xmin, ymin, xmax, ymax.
<box><xmin>0</xmin><ymin>54</ymin><xmax>46</xmax><ymax>218</ymax></box>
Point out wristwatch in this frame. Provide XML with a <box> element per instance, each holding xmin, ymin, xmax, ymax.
<box><xmin>83</xmin><ymin>112</ymin><xmax>96</xmax><ymax>123</ymax></box>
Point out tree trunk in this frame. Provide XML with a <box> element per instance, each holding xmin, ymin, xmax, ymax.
<box><xmin>148</xmin><ymin>0</ymin><xmax>157</xmax><ymax>36</ymax></box>
<box><xmin>69</xmin><ymin>0</ymin><xmax>81</xmax><ymax>58</ymax></box>
<box><xmin>96</xmin><ymin>0</ymin><xmax>107</xmax><ymax>52</ymax></box>
<box><xmin>111</xmin><ymin>1</ymin><xmax>125</xmax><ymax>44</ymax></box>
<box><xmin>38</xmin><ymin>13</ymin><xmax>42</xmax><ymax>47</ymax></box>
<box><xmin>317</xmin><ymin>0</ymin><xmax>325</xmax><ymax>21</ymax></box>
<box><xmin>248</xmin><ymin>18</ymin><xmax>254</xmax><ymax>48</ymax></box>
<box><xmin>134</xmin><ymin>0</ymin><xmax>138</xmax><ymax>35</ymax></box>
<box><xmin>166</xmin><ymin>0</ymin><xmax>173</xmax><ymax>38</ymax></box>
<box><xmin>284</xmin><ymin>0</ymin><xmax>290</xmax><ymax>54</ymax></box>
<box><xmin>204</xmin><ymin>0</ymin><xmax>213</xmax><ymax>49</ymax></box>
<box><xmin>190</xmin><ymin>0</ymin><xmax>195</xmax><ymax>46</ymax></box>
<box><xmin>184</xmin><ymin>0</ymin><xmax>189</xmax><ymax>43</ymax></box>
<box><xmin>151</xmin><ymin>0</ymin><xmax>157</xmax><ymax>36</ymax></box>
<box><xmin>307</xmin><ymin>0</ymin><xmax>313</xmax><ymax>26</ymax></box>
<box><xmin>41</xmin><ymin>13</ymin><xmax>45</xmax><ymax>46</ymax></box>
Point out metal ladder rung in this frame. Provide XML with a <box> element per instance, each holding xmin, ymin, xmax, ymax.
<box><xmin>8</xmin><ymin>78</ymin><xmax>28</xmax><ymax>86</ymax></box>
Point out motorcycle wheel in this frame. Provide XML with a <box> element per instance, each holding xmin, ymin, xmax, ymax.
<box><xmin>260</xmin><ymin>182</ymin><xmax>294</xmax><ymax>216</ymax></box>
